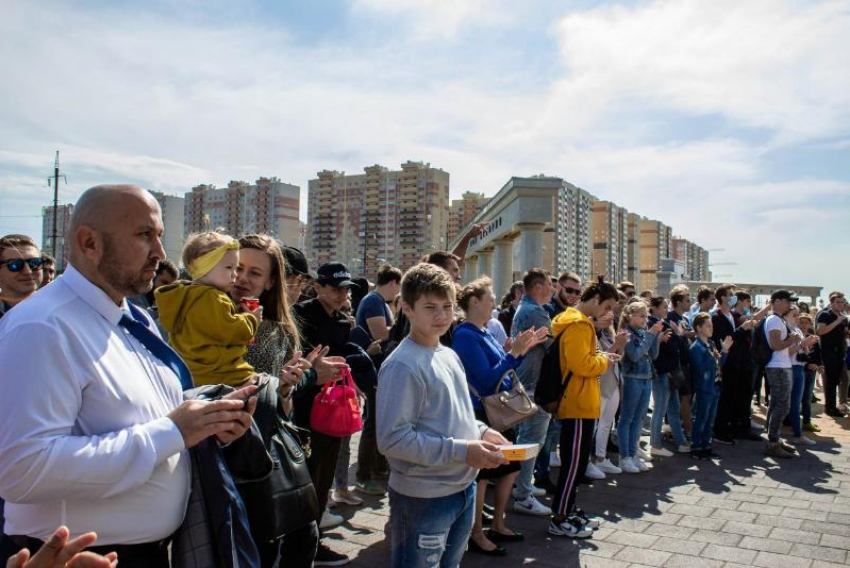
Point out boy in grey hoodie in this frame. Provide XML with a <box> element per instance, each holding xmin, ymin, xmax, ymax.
<box><xmin>377</xmin><ymin>263</ymin><xmax>507</xmax><ymax>568</ymax></box>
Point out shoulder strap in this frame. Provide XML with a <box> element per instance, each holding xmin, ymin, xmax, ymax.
<box><xmin>251</xmin><ymin>376</ymin><xmax>281</xmax><ymax>447</ymax></box>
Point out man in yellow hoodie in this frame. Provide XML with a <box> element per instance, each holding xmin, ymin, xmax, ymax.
<box><xmin>548</xmin><ymin>278</ymin><xmax>622</xmax><ymax>539</ymax></box>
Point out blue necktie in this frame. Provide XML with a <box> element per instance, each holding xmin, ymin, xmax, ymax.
<box><xmin>120</xmin><ymin>303</ymin><xmax>194</xmax><ymax>390</ymax></box>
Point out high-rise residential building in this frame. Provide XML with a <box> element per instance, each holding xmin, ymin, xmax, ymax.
<box><xmin>184</xmin><ymin>177</ymin><xmax>300</xmax><ymax>247</ymax></box>
<box><xmin>638</xmin><ymin>218</ymin><xmax>674</xmax><ymax>293</ymax></box>
<box><xmin>306</xmin><ymin>161</ymin><xmax>450</xmax><ymax>277</ymax></box>
<box><xmin>149</xmin><ymin>191</ymin><xmax>185</xmax><ymax>263</ymax></box>
<box><xmin>592</xmin><ymin>201</ymin><xmax>629</xmax><ymax>284</ymax></box>
<box><xmin>672</xmin><ymin>238</ymin><xmax>711</xmax><ymax>282</ymax></box>
<box><xmin>448</xmin><ymin>191</ymin><xmax>489</xmax><ymax>243</ymax></box>
<box><xmin>626</xmin><ymin>212</ymin><xmax>640</xmax><ymax>285</ymax></box>
<box><xmin>550</xmin><ymin>181</ymin><xmax>596</xmax><ymax>282</ymax></box>
<box><xmin>41</xmin><ymin>203</ymin><xmax>74</xmax><ymax>269</ymax></box>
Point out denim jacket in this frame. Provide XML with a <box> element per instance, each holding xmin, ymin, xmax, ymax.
<box><xmin>621</xmin><ymin>325</ymin><xmax>660</xmax><ymax>380</ymax></box>
<box><xmin>689</xmin><ymin>338</ymin><xmax>728</xmax><ymax>393</ymax></box>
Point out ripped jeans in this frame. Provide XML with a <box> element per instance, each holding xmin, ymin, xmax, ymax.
<box><xmin>389</xmin><ymin>483</ymin><xmax>475</xmax><ymax>568</ymax></box>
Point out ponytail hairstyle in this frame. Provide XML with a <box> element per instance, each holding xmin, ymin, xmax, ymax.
<box><xmin>619</xmin><ymin>298</ymin><xmax>649</xmax><ymax>330</ymax></box>
<box><xmin>457</xmin><ymin>276</ymin><xmax>492</xmax><ymax>313</ymax></box>
<box><xmin>580</xmin><ymin>275</ymin><xmax>619</xmax><ymax>304</ymax></box>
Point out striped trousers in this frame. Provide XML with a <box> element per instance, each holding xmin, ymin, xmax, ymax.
<box><xmin>553</xmin><ymin>417</ymin><xmax>595</xmax><ymax>517</ymax></box>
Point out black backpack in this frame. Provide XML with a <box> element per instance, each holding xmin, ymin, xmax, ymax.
<box><xmin>236</xmin><ymin>376</ymin><xmax>321</xmax><ymax>541</ymax></box>
<box><xmin>534</xmin><ymin>331</ymin><xmax>572</xmax><ymax>414</ymax></box>
<box><xmin>751</xmin><ymin>318</ymin><xmax>773</xmax><ymax>367</ymax></box>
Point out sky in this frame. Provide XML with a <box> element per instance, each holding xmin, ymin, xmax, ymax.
<box><xmin>1</xmin><ymin>0</ymin><xmax>849</xmax><ymax>296</ymax></box>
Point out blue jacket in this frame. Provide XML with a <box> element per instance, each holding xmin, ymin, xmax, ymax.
<box><xmin>689</xmin><ymin>339</ymin><xmax>728</xmax><ymax>393</ymax></box>
<box><xmin>511</xmin><ymin>296</ymin><xmax>551</xmax><ymax>390</ymax></box>
<box><xmin>621</xmin><ymin>325</ymin><xmax>660</xmax><ymax>380</ymax></box>
<box><xmin>452</xmin><ymin>322</ymin><xmax>522</xmax><ymax>410</ymax></box>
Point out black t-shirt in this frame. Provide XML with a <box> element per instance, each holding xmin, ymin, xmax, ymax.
<box><xmin>816</xmin><ymin>309</ymin><xmax>847</xmax><ymax>356</ymax></box>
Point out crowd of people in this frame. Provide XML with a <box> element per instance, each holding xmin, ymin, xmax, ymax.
<box><xmin>0</xmin><ymin>184</ymin><xmax>848</xmax><ymax>568</ymax></box>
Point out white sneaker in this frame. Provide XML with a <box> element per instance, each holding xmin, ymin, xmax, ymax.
<box><xmin>596</xmin><ymin>458</ymin><xmax>622</xmax><ymax>474</ymax></box>
<box><xmin>751</xmin><ymin>419</ymin><xmax>765</xmax><ymax>431</ymax></box>
<box><xmin>650</xmin><ymin>446</ymin><xmax>674</xmax><ymax>457</ymax></box>
<box><xmin>636</xmin><ymin>448</ymin><xmax>653</xmax><ymax>462</ymax></box>
<box><xmin>548</xmin><ymin>517</ymin><xmax>593</xmax><ymax>539</ymax></box>
<box><xmin>585</xmin><ymin>461</ymin><xmax>606</xmax><ymax>480</ymax></box>
<box><xmin>634</xmin><ymin>457</ymin><xmax>651</xmax><ymax>472</ymax></box>
<box><xmin>319</xmin><ymin>510</ymin><xmax>344</xmax><ymax>530</ymax></box>
<box><xmin>677</xmin><ymin>443</ymin><xmax>692</xmax><ymax>454</ymax></box>
<box><xmin>619</xmin><ymin>457</ymin><xmax>640</xmax><ymax>474</ymax></box>
<box><xmin>790</xmin><ymin>436</ymin><xmax>816</xmax><ymax>446</ymax></box>
<box><xmin>511</xmin><ymin>486</ymin><xmax>546</xmax><ymax>500</ymax></box>
<box><xmin>512</xmin><ymin>495</ymin><xmax>552</xmax><ymax>516</ymax></box>
<box><xmin>550</xmin><ymin>451</ymin><xmax>562</xmax><ymax>468</ymax></box>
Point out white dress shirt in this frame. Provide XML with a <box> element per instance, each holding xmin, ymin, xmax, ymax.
<box><xmin>0</xmin><ymin>265</ymin><xmax>190</xmax><ymax>544</ymax></box>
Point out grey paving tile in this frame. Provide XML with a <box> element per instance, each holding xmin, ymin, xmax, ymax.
<box><xmin>700</xmin><ymin>543</ymin><xmax>757</xmax><ymax>564</ymax></box>
<box><xmin>738</xmin><ymin>535</ymin><xmax>792</xmax><ymax>554</ymax></box>
<box><xmin>721</xmin><ymin>520</ymin><xmax>772</xmax><ymax>538</ymax></box>
<box><xmin>613</xmin><ymin>546</ymin><xmax>671</xmax><ymax>567</ymax></box>
<box><xmin>789</xmin><ymin>543</ymin><xmax>847</xmax><ymax>564</ymax></box>
<box><xmin>752</xmin><ymin>550</ymin><xmax>812</xmax><ymax>568</ymax></box>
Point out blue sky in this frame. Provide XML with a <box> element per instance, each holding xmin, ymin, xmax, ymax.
<box><xmin>1</xmin><ymin>0</ymin><xmax>849</xmax><ymax>296</ymax></box>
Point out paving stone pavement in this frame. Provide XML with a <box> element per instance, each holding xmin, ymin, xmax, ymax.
<box><xmin>324</xmin><ymin>399</ymin><xmax>850</xmax><ymax>567</ymax></box>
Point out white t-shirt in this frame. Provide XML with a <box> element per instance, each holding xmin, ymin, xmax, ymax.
<box><xmin>765</xmin><ymin>314</ymin><xmax>792</xmax><ymax>369</ymax></box>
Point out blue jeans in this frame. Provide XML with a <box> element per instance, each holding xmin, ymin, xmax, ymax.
<box><xmin>802</xmin><ymin>367</ymin><xmax>817</xmax><ymax>424</ymax></box>
<box><xmin>692</xmin><ymin>383</ymin><xmax>720</xmax><ymax>450</ymax></box>
<box><xmin>514</xmin><ymin>409</ymin><xmax>551</xmax><ymax>499</ymax></box>
<box><xmin>650</xmin><ymin>374</ymin><xmax>670</xmax><ymax>448</ymax></box>
<box><xmin>666</xmin><ymin>387</ymin><xmax>688</xmax><ymax>445</ymax></box>
<box><xmin>534</xmin><ymin>418</ymin><xmax>561</xmax><ymax>480</ymax></box>
<box><xmin>389</xmin><ymin>483</ymin><xmax>475</xmax><ymax>568</ymax></box>
<box><xmin>788</xmin><ymin>366</ymin><xmax>806</xmax><ymax>437</ymax></box>
<box><xmin>618</xmin><ymin>378</ymin><xmax>652</xmax><ymax>458</ymax></box>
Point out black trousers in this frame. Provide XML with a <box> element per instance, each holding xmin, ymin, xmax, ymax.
<box><xmin>356</xmin><ymin>387</ymin><xmax>379</xmax><ymax>484</ymax></box>
<box><xmin>0</xmin><ymin>534</ymin><xmax>168</xmax><ymax>568</ymax></box>
<box><xmin>714</xmin><ymin>365</ymin><xmax>753</xmax><ymax>438</ymax></box>
<box><xmin>256</xmin><ymin>520</ymin><xmax>319</xmax><ymax>568</ymax></box>
<box><xmin>307</xmin><ymin>430</ymin><xmax>342</xmax><ymax>517</ymax></box>
<box><xmin>822</xmin><ymin>353</ymin><xmax>846</xmax><ymax>412</ymax></box>
<box><xmin>552</xmin><ymin>418</ymin><xmax>594</xmax><ymax>518</ymax></box>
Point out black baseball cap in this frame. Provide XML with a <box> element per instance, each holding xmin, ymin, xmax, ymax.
<box><xmin>283</xmin><ymin>246</ymin><xmax>312</xmax><ymax>278</ymax></box>
<box><xmin>316</xmin><ymin>263</ymin><xmax>357</xmax><ymax>288</ymax></box>
<box><xmin>771</xmin><ymin>289</ymin><xmax>799</xmax><ymax>303</ymax></box>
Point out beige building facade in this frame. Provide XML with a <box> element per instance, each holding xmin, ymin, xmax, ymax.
<box><xmin>448</xmin><ymin>191</ymin><xmax>489</xmax><ymax>243</ymax></box>
<box><xmin>184</xmin><ymin>177</ymin><xmax>300</xmax><ymax>248</ymax></box>
<box><xmin>306</xmin><ymin>161</ymin><xmax>450</xmax><ymax>276</ymax></box>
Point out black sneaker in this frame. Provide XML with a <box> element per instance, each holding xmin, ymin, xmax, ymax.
<box><xmin>705</xmin><ymin>450</ymin><xmax>721</xmax><ymax>460</ymax></box>
<box><xmin>714</xmin><ymin>435</ymin><xmax>736</xmax><ymax>445</ymax></box>
<box><xmin>690</xmin><ymin>449</ymin><xmax>709</xmax><ymax>460</ymax></box>
<box><xmin>314</xmin><ymin>543</ymin><xmax>350</xmax><ymax>566</ymax></box>
<box><xmin>826</xmin><ymin>409</ymin><xmax>847</xmax><ymax>418</ymax></box>
<box><xmin>572</xmin><ymin>507</ymin><xmax>600</xmax><ymax>530</ymax></box>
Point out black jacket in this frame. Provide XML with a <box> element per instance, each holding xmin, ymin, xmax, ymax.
<box><xmin>712</xmin><ymin>311</ymin><xmax>752</xmax><ymax>371</ymax></box>
<box><xmin>650</xmin><ymin>315</ymin><xmax>680</xmax><ymax>375</ymax></box>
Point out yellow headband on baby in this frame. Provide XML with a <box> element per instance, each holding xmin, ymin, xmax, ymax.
<box><xmin>188</xmin><ymin>240</ymin><xmax>240</xmax><ymax>280</ymax></box>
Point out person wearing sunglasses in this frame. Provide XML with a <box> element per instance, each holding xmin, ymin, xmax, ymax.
<box><xmin>0</xmin><ymin>234</ymin><xmax>43</xmax><ymax>319</ymax></box>
<box><xmin>545</xmin><ymin>272</ymin><xmax>582</xmax><ymax>319</ymax></box>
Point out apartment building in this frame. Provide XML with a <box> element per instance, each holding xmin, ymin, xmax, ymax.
<box><xmin>672</xmin><ymin>238</ymin><xmax>711</xmax><ymax>282</ymax></box>
<box><xmin>306</xmin><ymin>161</ymin><xmax>450</xmax><ymax>276</ymax></box>
<box><xmin>638</xmin><ymin>218</ymin><xmax>674</xmax><ymax>293</ymax></box>
<box><xmin>591</xmin><ymin>201</ymin><xmax>629</xmax><ymax>284</ymax></box>
<box><xmin>149</xmin><ymin>191</ymin><xmax>185</xmax><ymax>262</ymax></box>
<box><xmin>184</xmin><ymin>177</ymin><xmax>300</xmax><ymax>247</ymax></box>
<box><xmin>41</xmin><ymin>203</ymin><xmax>73</xmax><ymax>269</ymax></box>
<box><xmin>448</xmin><ymin>191</ymin><xmax>489</xmax><ymax>243</ymax></box>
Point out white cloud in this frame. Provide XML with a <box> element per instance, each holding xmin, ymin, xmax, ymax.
<box><xmin>0</xmin><ymin>0</ymin><xmax>848</xmax><ymax>294</ymax></box>
<box><xmin>553</xmin><ymin>0</ymin><xmax>850</xmax><ymax>142</ymax></box>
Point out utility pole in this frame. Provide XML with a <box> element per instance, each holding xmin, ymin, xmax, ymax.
<box><xmin>46</xmin><ymin>151</ymin><xmax>67</xmax><ymax>259</ymax></box>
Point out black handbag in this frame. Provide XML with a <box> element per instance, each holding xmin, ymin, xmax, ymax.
<box><xmin>237</xmin><ymin>376</ymin><xmax>321</xmax><ymax>542</ymax></box>
<box><xmin>668</xmin><ymin>367</ymin><xmax>688</xmax><ymax>391</ymax></box>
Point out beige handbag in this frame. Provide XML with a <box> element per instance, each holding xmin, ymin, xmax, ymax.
<box><xmin>469</xmin><ymin>370</ymin><xmax>539</xmax><ymax>432</ymax></box>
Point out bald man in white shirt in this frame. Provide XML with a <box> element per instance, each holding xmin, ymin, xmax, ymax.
<box><xmin>0</xmin><ymin>185</ymin><xmax>256</xmax><ymax>568</ymax></box>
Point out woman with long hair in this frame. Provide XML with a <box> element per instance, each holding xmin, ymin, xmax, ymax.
<box><xmin>452</xmin><ymin>277</ymin><xmax>545</xmax><ymax>556</ymax></box>
<box><xmin>232</xmin><ymin>234</ymin><xmax>346</xmax><ymax>568</ymax></box>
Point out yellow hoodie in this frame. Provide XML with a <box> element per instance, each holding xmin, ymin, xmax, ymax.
<box><xmin>551</xmin><ymin>307</ymin><xmax>609</xmax><ymax>419</ymax></box>
<box><xmin>155</xmin><ymin>281</ymin><xmax>258</xmax><ymax>386</ymax></box>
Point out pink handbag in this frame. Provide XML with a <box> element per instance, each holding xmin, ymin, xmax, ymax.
<box><xmin>310</xmin><ymin>367</ymin><xmax>363</xmax><ymax>437</ymax></box>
